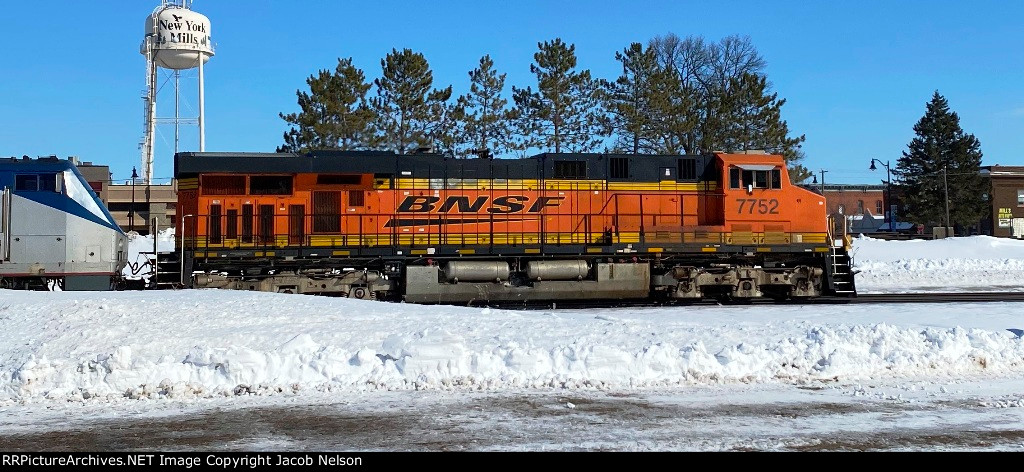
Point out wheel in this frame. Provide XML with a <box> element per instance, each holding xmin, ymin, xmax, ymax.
<box><xmin>348</xmin><ymin>286</ymin><xmax>373</xmax><ymax>300</ymax></box>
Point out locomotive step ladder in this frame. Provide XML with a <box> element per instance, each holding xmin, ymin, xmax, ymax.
<box><xmin>139</xmin><ymin>251</ymin><xmax>182</xmax><ymax>289</ymax></box>
<box><xmin>827</xmin><ymin>246</ymin><xmax>857</xmax><ymax>295</ymax></box>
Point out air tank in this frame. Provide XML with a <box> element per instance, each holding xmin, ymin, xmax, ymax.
<box><xmin>142</xmin><ymin>5</ymin><xmax>214</xmax><ymax>70</ymax></box>
<box><xmin>527</xmin><ymin>260</ymin><xmax>589</xmax><ymax>281</ymax></box>
<box><xmin>443</xmin><ymin>261</ymin><xmax>510</xmax><ymax>282</ymax></box>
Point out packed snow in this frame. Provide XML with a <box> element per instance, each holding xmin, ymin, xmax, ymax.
<box><xmin>2</xmin><ymin>289</ymin><xmax>1024</xmax><ymax>405</ymax></box>
<box><xmin>0</xmin><ymin>235</ymin><xmax>1023</xmax><ymax>450</ymax></box>
<box><xmin>2</xmin><ymin>235</ymin><xmax>1024</xmax><ymax>404</ymax></box>
<box><xmin>852</xmin><ymin>235</ymin><xmax>1024</xmax><ymax>292</ymax></box>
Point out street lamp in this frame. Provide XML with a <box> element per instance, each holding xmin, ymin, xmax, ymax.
<box><xmin>869</xmin><ymin>159</ymin><xmax>891</xmax><ymax>231</ymax></box>
<box><xmin>811</xmin><ymin>169</ymin><xmax>828</xmax><ymax>193</ymax></box>
<box><xmin>130</xmin><ymin>167</ymin><xmax>138</xmax><ymax>233</ymax></box>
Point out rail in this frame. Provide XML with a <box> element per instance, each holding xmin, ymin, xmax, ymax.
<box><xmin>446</xmin><ymin>291</ymin><xmax>1024</xmax><ymax>310</ymax></box>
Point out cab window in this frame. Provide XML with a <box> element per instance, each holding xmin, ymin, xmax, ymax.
<box><xmin>15</xmin><ymin>174</ymin><xmax>38</xmax><ymax>191</ymax></box>
<box><xmin>731</xmin><ymin>167</ymin><xmax>782</xmax><ymax>189</ymax></box>
<box><xmin>15</xmin><ymin>173</ymin><xmax>59</xmax><ymax>192</ymax></box>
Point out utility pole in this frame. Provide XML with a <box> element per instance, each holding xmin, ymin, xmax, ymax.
<box><xmin>130</xmin><ymin>167</ymin><xmax>138</xmax><ymax>233</ymax></box>
<box><xmin>869</xmin><ymin>159</ymin><xmax>892</xmax><ymax>231</ymax></box>
<box><xmin>943</xmin><ymin>165</ymin><xmax>950</xmax><ymax>233</ymax></box>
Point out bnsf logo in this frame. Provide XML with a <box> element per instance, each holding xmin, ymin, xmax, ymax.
<box><xmin>398</xmin><ymin>195</ymin><xmax>564</xmax><ymax>214</ymax></box>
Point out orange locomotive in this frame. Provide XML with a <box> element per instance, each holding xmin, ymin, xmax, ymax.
<box><xmin>173</xmin><ymin>150</ymin><xmax>854</xmax><ymax>303</ymax></box>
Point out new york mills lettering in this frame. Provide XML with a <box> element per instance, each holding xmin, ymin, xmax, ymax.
<box><xmin>157</xmin><ymin>18</ymin><xmax>209</xmax><ymax>47</ymax></box>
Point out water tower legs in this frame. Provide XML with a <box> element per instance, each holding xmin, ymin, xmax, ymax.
<box><xmin>198</xmin><ymin>50</ymin><xmax>205</xmax><ymax>152</ymax></box>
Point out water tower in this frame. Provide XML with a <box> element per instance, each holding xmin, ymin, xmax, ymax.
<box><xmin>139</xmin><ymin>0</ymin><xmax>214</xmax><ymax>184</ymax></box>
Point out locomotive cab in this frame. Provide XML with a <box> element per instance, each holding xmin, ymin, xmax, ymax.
<box><xmin>717</xmin><ymin>153</ymin><xmax>828</xmax><ymax>244</ymax></box>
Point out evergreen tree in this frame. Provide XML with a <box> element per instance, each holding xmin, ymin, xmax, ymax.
<box><xmin>278</xmin><ymin>58</ymin><xmax>375</xmax><ymax>153</ymax></box>
<box><xmin>894</xmin><ymin>91</ymin><xmax>986</xmax><ymax>230</ymax></box>
<box><xmin>645</xmin><ymin>64</ymin><xmax>696</xmax><ymax>155</ymax></box>
<box><xmin>646</xmin><ymin>34</ymin><xmax>808</xmax><ymax>180</ymax></box>
<box><xmin>512</xmin><ymin>39</ymin><xmax>607</xmax><ymax>154</ymax></box>
<box><xmin>604</xmin><ymin>43</ymin><xmax>662</xmax><ymax>154</ymax></box>
<box><xmin>716</xmin><ymin>73</ymin><xmax>807</xmax><ymax>177</ymax></box>
<box><xmin>453</xmin><ymin>55</ymin><xmax>515</xmax><ymax>158</ymax></box>
<box><xmin>371</xmin><ymin>48</ymin><xmax>454</xmax><ymax>155</ymax></box>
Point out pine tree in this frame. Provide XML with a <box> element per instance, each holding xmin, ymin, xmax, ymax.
<box><xmin>895</xmin><ymin>91</ymin><xmax>986</xmax><ymax>231</ymax></box>
<box><xmin>278</xmin><ymin>58</ymin><xmax>375</xmax><ymax>153</ymax></box>
<box><xmin>371</xmin><ymin>48</ymin><xmax>454</xmax><ymax>155</ymax></box>
<box><xmin>604</xmin><ymin>43</ymin><xmax>662</xmax><ymax>154</ymax></box>
<box><xmin>453</xmin><ymin>55</ymin><xmax>515</xmax><ymax>158</ymax></box>
<box><xmin>646</xmin><ymin>65</ymin><xmax>696</xmax><ymax>155</ymax></box>
<box><xmin>717</xmin><ymin>73</ymin><xmax>807</xmax><ymax>178</ymax></box>
<box><xmin>646</xmin><ymin>34</ymin><xmax>808</xmax><ymax>180</ymax></box>
<box><xmin>512</xmin><ymin>39</ymin><xmax>607</xmax><ymax>154</ymax></box>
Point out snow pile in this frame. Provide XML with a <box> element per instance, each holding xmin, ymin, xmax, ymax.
<box><xmin>122</xmin><ymin>228</ymin><xmax>175</xmax><ymax>281</ymax></box>
<box><xmin>2</xmin><ymin>290</ymin><xmax>1023</xmax><ymax>403</ymax></box>
<box><xmin>852</xmin><ymin>235</ymin><xmax>1024</xmax><ymax>292</ymax></box>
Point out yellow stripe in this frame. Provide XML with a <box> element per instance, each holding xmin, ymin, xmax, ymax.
<box><xmin>586</xmin><ymin>247</ymin><xmax>603</xmax><ymax>253</ymax></box>
<box><xmin>524</xmin><ymin>248</ymin><xmax>541</xmax><ymax>254</ymax></box>
<box><xmin>814</xmin><ymin>247</ymin><xmax>830</xmax><ymax>252</ymax></box>
<box><xmin>332</xmin><ymin>250</ymin><xmax>350</xmax><ymax>256</ymax></box>
<box><xmin>756</xmin><ymin>247</ymin><xmax>772</xmax><ymax>252</ymax></box>
<box><xmin>701</xmin><ymin>247</ymin><xmax>718</xmax><ymax>252</ymax></box>
<box><xmin>457</xmin><ymin>249</ymin><xmax>475</xmax><ymax>254</ymax></box>
<box><xmin>648</xmin><ymin>247</ymin><xmax>663</xmax><ymax>253</ymax></box>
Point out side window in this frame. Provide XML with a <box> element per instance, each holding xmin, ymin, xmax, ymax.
<box><xmin>729</xmin><ymin>168</ymin><xmax>740</xmax><ymax>189</ymax></box>
<box><xmin>754</xmin><ymin>171</ymin><xmax>768</xmax><ymax>189</ymax></box>
<box><xmin>876</xmin><ymin>200</ymin><xmax>883</xmax><ymax>214</ymax></box>
<box><xmin>1018</xmin><ymin>189</ymin><xmax>1024</xmax><ymax>207</ymax></box>
<box><xmin>738</xmin><ymin>168</ymin><xmax>778</xmax><ymax>189</ymax></box>
<box><xmin>857</xmin><ymin>200</ymin><xmax>864</xmax><ymax>214</ymax></box>
<box><xmin>15</xmin><ymin>175</ymin><xmax>38</xmax><ymax>191</ymax></box>
<box><xmin>39</xmin><ymin>174</ymin><xmax>58</xmax><ymax>192</ymax></box>
<box><xmin>13</xmin><ymin>174</ymin><xmax>58</xmax><ymax>192</ymax></box>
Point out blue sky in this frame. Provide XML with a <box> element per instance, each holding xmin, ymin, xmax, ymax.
<box><xmin>1</xmin><ymin>0</ymin><xmax>1022</xmax><ymax>185</ymax></box>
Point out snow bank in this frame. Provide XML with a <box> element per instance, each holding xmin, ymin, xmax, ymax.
<box><xmin>2</xmin><ymin>289</ymin><xmax>1023</xmax><ymax>404</ymax></box>
<box><xmin>852</xmin><ymin>235</ymin><xmax>1024</xmax><ymax>292</ymax></box>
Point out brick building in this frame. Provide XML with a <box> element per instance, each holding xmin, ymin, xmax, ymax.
<box><xmin>982</xmin><ymin>165</ymin><xmax>1024</xmax><ymax>238</ymax></box>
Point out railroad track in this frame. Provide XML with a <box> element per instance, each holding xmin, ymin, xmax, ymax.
<box><xmin>849</xmin><ymin>291</ymin><xmax>1024</xmax><ymax>304</ymax></box>
<box><xmin>473</xmin><ymin>291</ymin><xmax>1024</xmax><ymax>310</ymax></box>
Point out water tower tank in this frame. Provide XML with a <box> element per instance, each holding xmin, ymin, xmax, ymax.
<box><xmin>141</xmin><ymin>5</ymin><xmax>214</xmax><ymax>70</ymax></box>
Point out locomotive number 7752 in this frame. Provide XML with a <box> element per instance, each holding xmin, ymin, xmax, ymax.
<box><xmin>736</xmin><ymin>198</ymin><xmax>780</xmax><ymax>214</ymax></box>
